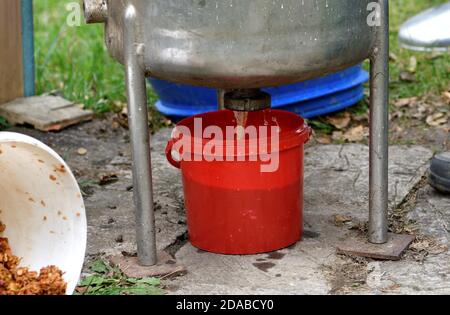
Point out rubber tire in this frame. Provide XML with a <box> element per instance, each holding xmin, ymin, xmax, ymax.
<box><xmin>429</xmin><ymin>152</ymin><xmax>450</xmax><ymax>194</ymax></box>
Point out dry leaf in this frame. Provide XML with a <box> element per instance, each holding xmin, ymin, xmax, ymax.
<box><xmin>111</xmin><ymin>121</ymin><xmax>120</xmax><ymax>129</ymax></box>
<box><xmin>394</xmin><ymin>97</ymin><xmax>418</xmax><ymax>108</ymax></box>
<box><xmin>316</xmin><ymin>135</ymin><xmax>332</xmax><ymax>144</ymax></box>
<box><xmin>410</xmin><ymin>240</ymin><xmax>430</xmax><ymax>252</ymax></box>
<box><xmin>343</xmin><ymin>125</ymin><xmax>366</xmax><ymax>142</ymax></box>
<box><xmin>352</xmin><ymin>112</ymin><xmax>369</xmax><ymax>123</ymax></box>
<box><xmin>328</xmin><ymin>112</ymin><xmax>351</xmax><ymax>130</ymax></box>
<box><xmin>413</xmin><ymin>103</ymin><xmax>433</xmax><ymax>120</ymax></box>
<box><xmin>410</xmin><ymin>236</ymin><xmax>449</xmax><ymax>256</ymax></box>
<box><xmin>332</xmin><ymin>131</ymin><xmax>343</xmax><ymax>141</ymax></box>
<box><xmin>426</xmin><ymin>113</ymin><xmax>448</xmax><ymax>127</ymax></box>
<box><xmin>390</xmin><ymin>110</ymin><xmax>404</xmax><ymax>121</ymax></box>
<box><xmin>442</xmin><ymin>91</ymin><xmax>450</xmax><ymax>104</ymax></box>
<box><xmin>334</xmin><ymin>214</ymin><xmax>353</xmax><ymax>226</ymax></box>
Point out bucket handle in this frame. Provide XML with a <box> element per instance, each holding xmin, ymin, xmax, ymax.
<box><xmin>306</xmin><ymin>126</ymin><xmax>313</xmax><ymax>144</ymax></box>
<box><xmin>165</xmin><ymin>139</ymin><xmax>181</xmax><ymax>169</ymax></box>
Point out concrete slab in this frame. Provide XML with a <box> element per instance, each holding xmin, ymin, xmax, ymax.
<box><xmin>11</xmin><ymin>120</ymin><xmax>450</xmax><ymax>295</ymax></box>
<box><xmin>365</xmin><ymin>186</ymin><xmax>450</xmax><ymax>295</ymax></box>
<box><xmin>169</xmin><ymin>144</ymin><xmax>434</xmax><ymax>295</ymax></box>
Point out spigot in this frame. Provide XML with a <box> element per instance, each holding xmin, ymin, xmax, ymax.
<box><xmin>223</xmin><ymin>89</ymin><xmax>271</xmax><ymax>112</ymax></box>
<box><xmin>83</xmin><ymin>0</ymin><xmax>108</xmax><ymax>24</ymax></box>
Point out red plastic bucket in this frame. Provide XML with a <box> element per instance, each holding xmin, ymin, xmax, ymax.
<box><xmin>166</xmin><ymin>109</ymin><xmax>311</xmax><ymax>254</ymax></box>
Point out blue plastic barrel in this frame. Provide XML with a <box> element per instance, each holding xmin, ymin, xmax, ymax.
<box><xmin>150</xmin><ymin>65</ymin><xmax>368</xmax><ymax>121</ymax></box>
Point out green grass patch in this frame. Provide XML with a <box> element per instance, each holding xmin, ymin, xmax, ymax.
<box><xmin>34</xmin><ymin>0</ymin><xmax>158</xmax><ymax>114</ymax></box>
<box><xmin>77</xmin><ymin>259</ymin><xmax>164</xmax><ymax>296</ymax></box>
<box><xmin>0</xmin><ymin>116</ymin><xmax>10</xmax><ymax>130</ymax></box>
<box><xmin>311</xmin><ymin>0</ymin><xmax>450</xmax><ymax>137</ymax></box>
<box><xmin>388</xmin><ymin>0</ymin><xmax>450</xmax><ymax>99</ymax></box>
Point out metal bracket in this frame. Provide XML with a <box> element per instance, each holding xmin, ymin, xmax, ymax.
<box><xmin>223</xmin><ymin>89</ymin><xmax>271</xmax><ymax>112</ymax></box>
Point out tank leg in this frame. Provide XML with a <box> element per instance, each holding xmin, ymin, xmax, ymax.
<box><xmin>368</xmin><ymin>0</ymin><xmax>389</xmax><ymax>244</ymax></box>
<box><xmin>124</xmin><ymin>5</ymin><xmax>157</xmax><ymax>265</ymax></box>
<box><xmin>217</xmin><ymin>89</ymin><xmax>226</xmax><ymax>110</ymax></box>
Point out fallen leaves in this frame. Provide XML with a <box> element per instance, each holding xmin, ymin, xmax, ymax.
<box><xmin>342</xmin><ymin>125</ymin><xmax>368</xmax><ymax>142</ymax></box>
<box><xmin>390</xmin><ymin>93</ymin><xmax>449</xmax><ymax>130</ymax></box>
<box><xmin>331</xmin><ymin>131</ymin><xmax>342</xmax><ymax>142</ymax></box>
<box><xmin>328</xmin><ymin>112</ymin><xmax>351</xmax><ymax>130</ymax></box>
<box><xmin>426</xmin><ymin>113</ymin><xmax>448</xmax><ymax>127</ymax></box>
<box><xmin>310</xmin><ymin>87</ymin><xmax>448</xmax><ymax>146</ymax></box>
<box><xmin>409</xmin><ymin>236</ymin><xmax>448</xmax><ymax>255</ymax></box>
<box><xmin>393</xmin><ymin>97</ymin><xmax>418</xmax><ymax>108</ymax></box>
<box><xmin>328</xmin><ymin>125</ymin><xmax>368</xmax><ymax>143</ymax></box>
<box><xmin>333</xmin><ymin>214</ymin><xmax>353</xmax><ymax>227</ymax></box>
<box><xmin>407</xmin><ymin>235</ymin><xmax>449</xmax><ymax>263</ymax></box>
<box><xmin>442</xmin><ymin>91</ymin><xmax>450</xmax><ymax>104</ymax></box>
<box><xmin>316</xmin><ymin>135</ymin><xmax>332</xmax><ymax>145</ymax></box>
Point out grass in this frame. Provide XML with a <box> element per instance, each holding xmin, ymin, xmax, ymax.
<box><xmin>0</xmin><ymin>116</ymin><xmax>10</xmax><ymax>129</ymax></box>
<box><xmin>34</xmin><ymin>0</ymin><xmax>159</xmax><ymax>114</ymax></box>
<box><xmin>29</xmin><ymin>0</ymin><xmax>447</xmax><ymax>115</ymax></box>
<box><xmin>387</xmin><ymin>0</ymin><xmax>450</xmax><ymax>99</ymax></box>
<box><xmin>34</xmin><ymin>0</ymin><xmax>125</xmax><ymax>113</ymax></box>
<box><xmin>77</xmin><ymin>259</ymin><xmax>164</xmax><ymax>295</ymax></box>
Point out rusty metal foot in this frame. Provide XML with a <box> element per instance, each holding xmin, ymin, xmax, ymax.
<box><xmin>337</xmin><ymin>233</ymin><xmax>415</xmax><ymax>261</ymax></box>
<box><xmin>109</xmin><ymin>252</ymin><xmax>186</xmax><ymax>279</ymax></box>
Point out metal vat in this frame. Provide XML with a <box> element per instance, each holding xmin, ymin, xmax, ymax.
<box><xmin>89</xmin><ymin>0</ymin><xmax>377</xmax><ymax>89</ymax></box>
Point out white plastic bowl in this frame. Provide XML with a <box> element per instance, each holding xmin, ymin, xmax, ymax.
<box><xmin>0</xmin><ymin>132</ymin><xmax>87</xmax><ymax>295</ymax></box>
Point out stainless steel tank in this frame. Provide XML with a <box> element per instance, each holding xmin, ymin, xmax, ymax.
<box><xmin>84</xmin><ymin>0</ymin><xmax>391</xmax><ymax>266</ymax></box>
<box><xmin>87</xmin><ymin>0</ymin><xmax>376</xmax><ymax>89</ymax></box>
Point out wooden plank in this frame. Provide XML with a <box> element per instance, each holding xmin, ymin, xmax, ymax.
<box><xmin>0</xmin><ymin>96</ymin><xmax>94</xmax><ymax>131</ymax></box>
<box><xmin>0</xmin><ymin>0</ymin><xmax>24</xmax><ymax>104</ymax></box>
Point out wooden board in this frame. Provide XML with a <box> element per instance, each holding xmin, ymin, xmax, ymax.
<box><xmin>0</xmin><ymin>0</ymin><xmax>24</xmax><ymax>104</ymax></box>
<box><xmin>0</xmin><ymin>96</ymin><xmax>94</xmax><ymax>131</ymax></box>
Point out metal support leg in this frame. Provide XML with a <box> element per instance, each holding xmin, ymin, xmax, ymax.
<box><xmin>368</xmin><ymin>0</ymin><xmax>389</xmax><ymax>244</ymax></box>
<box><xmin>124</xmin><ymin>6</ymin><xmax>157</xmax><ymax>266</ymax></box>
<box><xmin>217</xmin><ymin>89</ymin><xmax>226</xmax><ymax>110</ymax></box>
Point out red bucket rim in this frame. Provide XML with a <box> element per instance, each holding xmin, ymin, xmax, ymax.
<box><xmin>172</xmin><ymin>109</ymin><xmax>311</xmax><ymax>152</ymax></box>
